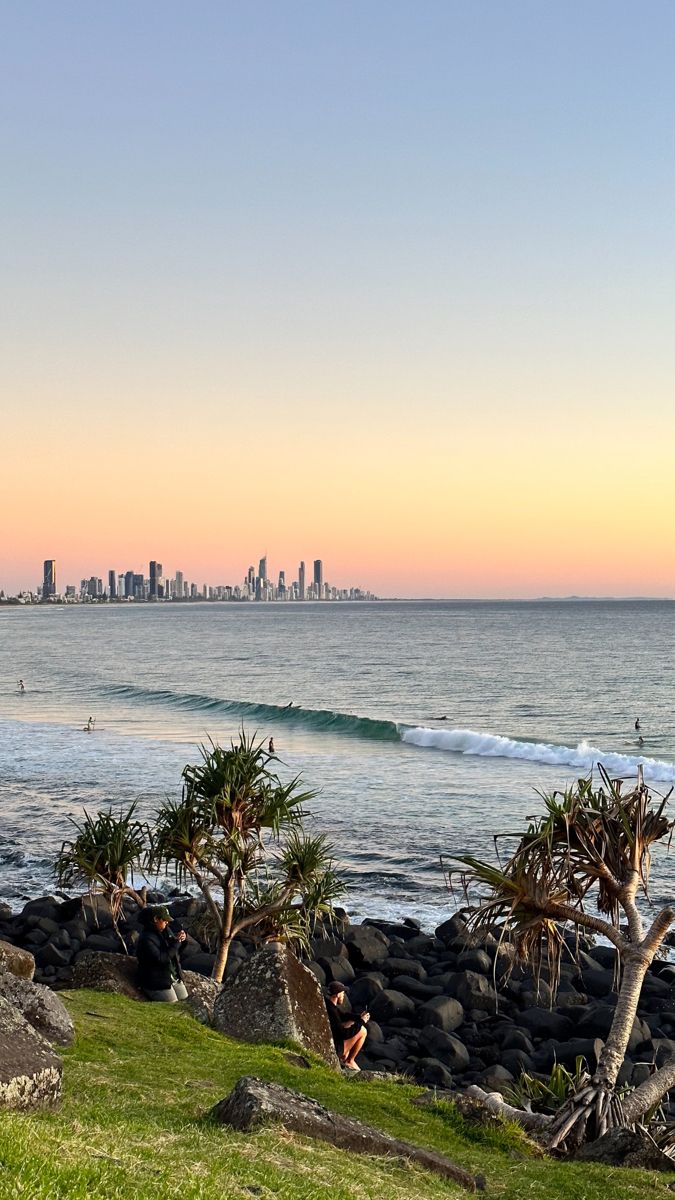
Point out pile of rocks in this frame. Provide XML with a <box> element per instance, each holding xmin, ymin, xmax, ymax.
<box><xmin>0</xmin><ymin>892</ymin><xmax>222</xmax><ymax>988</ymax></box>
<box><xmin>304</xmin><ymin>913</ymin><xmax>675</xmax><ymax>1101</ymax></box>
<box><xmin>0</xmin><ymin>939</ymin><xmax>73</xmax><ymax>1110</ymax></box>
<box><xmin>3</xmin><ymin>893</ymin><xmax>675</xmax><ymax>1102</ymax></box>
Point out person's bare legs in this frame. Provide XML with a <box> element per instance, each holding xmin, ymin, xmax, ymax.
<box><xmin>342</xmin><ymin>1027</ymin><xmax>367</xmax><ymax>1068</ymax></box>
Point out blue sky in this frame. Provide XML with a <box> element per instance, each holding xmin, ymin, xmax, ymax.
<box><xmin>2</xmin><ymin>3</ymin><xmax>675</xmax><ymax>595</ymax></box>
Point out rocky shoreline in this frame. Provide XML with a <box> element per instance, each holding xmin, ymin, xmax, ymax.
<box><xmin>2</xmin><ymin>890</ymin><xmax>675</xmax><ymax>1106</ymax></box>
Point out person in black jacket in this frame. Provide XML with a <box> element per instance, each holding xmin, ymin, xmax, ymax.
<box><xmin>136</xmin><ymin>906</ymin><xmax>189</xmax><ymax>1002</ymax></box>
<box><xmin>324</xmin><ymin>981</ymin><xmax>369</xmax><ymax>1071</ymax></box>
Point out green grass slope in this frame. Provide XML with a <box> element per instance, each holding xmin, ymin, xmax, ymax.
<box><xmin>0</xmin><ymin>990</ymin><xmax>673</xmax><ymax>1199</ymax></box>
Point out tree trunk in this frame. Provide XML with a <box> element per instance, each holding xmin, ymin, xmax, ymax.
<box><xmin>622</xmin><ymin>1056</ymin><xmax>675</xmax><ymax>1125</ymax></box>
<box><xmin>547</xmin><ymin>946</ymin><xmax>657</xmax><ymax>1150</ymax></box>
<box><xmin>594</xmin><ymin>950</ymin><xmax>650</xmax><ymax>1091</ymax></box>
<box><xmin>212</xmin><ymin>877</ymin><xmax>236</xmax><ymax>984</ymax></box>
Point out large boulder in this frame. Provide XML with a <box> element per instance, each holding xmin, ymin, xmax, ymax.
<box><xmin>446</xmin><ymin>971</ymin><xmax>498</xmax><ymax>1015</ymax></box>
<box><xmin>417</xmin><ymin>1025</ymin><xmax>470</xmax><ymax>1072</ymax></box>
<box><xmin>0</xmin><ymin>995</ymin><xmax>63</xmax><ymax>1109</ymax></box>
<box><xmin>0</xmin><ymin>940</ymin><xmax>35</xmax><ymax>981</ymax></box>
<box><xmin>575</xmin><ymin>1127</ymin><xmax>675</xmax><ymax>1171</ymax></box>
<box><xmin>416</xmin><ymin>995</ymin><xmax>464</xmax><ymax>1032</ymax></box>
<box><xmin>0</xmin><ymin>971</ymin><xmax>74</xmax><ymax>1046</ymax></box>
<box><xmin>343</xmin><ymin>925</ymin><xmax>390</xmax><ymax>969</ymax></box>
<box><xmin>71</xmin><ymin>951</ymin><xmax>143</xmax><ymax>998</ymax></box>
<box><xmin>369</xmin><ymin>988</ymin><xmax>416</xmax><ymax>1023</ymax></box>
<box><xmin>212</xmin><ymin>944</ymin><xmax>339</xmax><ymax>1068</ymax></box>
<box><xmin>181</xmin><ymin>970</ymin><xmax>218</xmax><ymax>1025</ymax></box>
<box><xmin>211</xmin><ymin>1076</ymin><xmax>480</xmax><ymax>1191</ymax></box>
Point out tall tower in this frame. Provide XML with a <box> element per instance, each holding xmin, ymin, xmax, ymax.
<box><xmin>149</xmin><ymin>560</ymin><xmax>163</xmax><ymax>599</ymax></box>
<box><xmin>258</xmin><ymin>555</ymin><xmax>267</xmax><ymax>582</ymax></box>
<box><xmin>108</xmin><ymin>569</ymin><xmax>117</xmax><ymax>598</ymax></box>
<box><xmin>313</xmin><ymin>559</ymin><xmax>323</xmax><ymax>598</ymax></box>
<box><xmin>43</xmin><ymin>559</ymin><xmax>56</xmax><ymax>598</ymax></box>
<box><xmin>298</xmin><ymin>561</ymin><xmax>306</xmax><ymax>600</ymax></box>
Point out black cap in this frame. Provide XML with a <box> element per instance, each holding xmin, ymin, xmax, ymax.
<box><xmin>327</xmin><ymin>980</ymin><xmax>347</xmax><ymax>996</ymax></box>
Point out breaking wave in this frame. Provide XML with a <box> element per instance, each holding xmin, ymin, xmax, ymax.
<box><xmin>401</xmin><ymin>726</ymin><xmax>675</xmax><ymax>784</ymax></box>
<box><xmin>98</xmin><ymin>684</ymin><xmax>675</xmax><ymax>782</ymax></box>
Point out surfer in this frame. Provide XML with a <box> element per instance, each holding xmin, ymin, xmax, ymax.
<box><xmin>84</xmin><ymin>716</ymin><xmax>95</xmax><ymax>733</ymax></box>
<box><xmin>17</xmin><ymin>679</ymin><xmax>25</xmax><ymax>693</ymax></box>
<box><xmin>638</xmin><ymin>736</ymin><xmax>645</xmax><ymax>748</ymax></box>
<box><xmin>268</xmin><ymin>737</ymin><xmax>275</xmax><ymax>754</ymax></box>
<box><xmin>285</xmin><ymin>702</ymin><xmax>293</xmax><ymax>709</ymax></box>
<box><xmin>635</xmin><ymin>718</ymin><xmax>641</xmax><ymax>731</ymax></box>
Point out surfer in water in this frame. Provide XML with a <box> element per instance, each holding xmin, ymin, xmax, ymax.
<box><xmin>17</xmin><ymin>679</ymin><xmax>25</xmax><ymax>693</ymax></box>
<box><xmin>635</xmin><ymin>718</ymin><xmax>641</xmax><ymax>731</ymax></box>
<box><xmin>268</xmin><ymin>737</ymin><xmax>275</xmax><ymax>754</ymax></box>
<box><xmin>638</xmin><ymin>736</ymin><xmax>645</xmax><ymax>748</ymax></box>
<box><xmin>84</xmin><ymin>716</ymin><xmax>95</xmax><ymax>733</ymax></box>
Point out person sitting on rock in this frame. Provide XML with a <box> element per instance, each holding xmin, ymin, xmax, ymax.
<box><xmin>136</xmin><ymin>905</ymin><xmax>189</xmax><ymax>1003</ymax></box>
<box><xmin>324</xmin><ymin>980</ymin><xmax>369</xmax><ymax>1071</ymax></box>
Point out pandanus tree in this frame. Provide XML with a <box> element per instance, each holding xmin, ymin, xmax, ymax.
<box><xmin>55</xmin><ymin>803</ymin><xmax>148</xmax><ymax>928</ymax></box>
<box><xmin>147</xmin><ymin>733</ymin><xmax>343</xmax><ymax>983</ymax></box>
<box><xmin>453</xmin><ymin>767</ymin><xmax>675</xmax><ymax>1150</ymax></box>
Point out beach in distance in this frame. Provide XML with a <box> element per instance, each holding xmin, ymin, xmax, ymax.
<box><xmin>1</xmin><ymin>599</ymin><xmax>674</xmax><ymax>922</ymax></box>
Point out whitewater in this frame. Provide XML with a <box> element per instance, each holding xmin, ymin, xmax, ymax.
<box><xmin>1</xmin><ymin>599</ymin><xmax>674</xmax><ymax>919</ymax></box>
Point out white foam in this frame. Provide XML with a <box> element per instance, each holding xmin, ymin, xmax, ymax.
<box><xmin>400</xmin><ymin>726</ymin><xmax>675</xmax><ymax>784</ymax></box>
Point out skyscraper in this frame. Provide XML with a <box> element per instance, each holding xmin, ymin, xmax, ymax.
<box><xmin>313</xmin><ymin>559</ymin><xmax>323</xmax><ymax>597</ymax></box>
<box><xmin>149</xmin><ymin>560</ymin><xmax>163</xmax><ymax>599</ymax></box>
<box><xmin>258</xmin><ymin>556</ymin><xmax>267</xmax><ymax>582</ymax></box>
<box><xmin>43</xmin><ymin>559</ymin><xmax>56</xmax><ymax>598</ymax></box>
<box><xmin>108</xmin><ymin>569</ymin><xmax>117</xmax><ymax>598</ymax></box>
<box><xmin>298</xmin><ymin>561</ymin><xmax>305</xmax><ymax>600</ymax></box>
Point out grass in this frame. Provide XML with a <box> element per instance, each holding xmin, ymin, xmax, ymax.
<box><xmin>0</xmin><ymin>991</ymin><xmax>673</xmax><ymax>1199</ymax></box>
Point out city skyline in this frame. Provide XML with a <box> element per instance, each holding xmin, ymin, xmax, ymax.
<box><xmin>1</xmin><ymin>555</ymin><xmax>376</xmax><ymax>604</ymax></box>
<box><xmin>2</xmin><ymin>6</ymin><xmax>675</xmax><ymax>598</ymax></box>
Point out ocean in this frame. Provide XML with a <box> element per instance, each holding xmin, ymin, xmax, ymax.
<box><xmin>1</xmin><ymin>600</ymin><xmax>674</xmax><ymax>926</ymax></box>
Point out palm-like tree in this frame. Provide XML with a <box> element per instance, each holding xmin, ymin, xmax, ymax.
<box><xmin>147</xmin><ymin>733</ymin><xmax>343</xmax><ymax>983</ymax></box>
<box><xmin>55</xmin><ymin>803</ymin><xmax>147</xmax><ymax>930</ymax></box>
<box><xmin>453</xmin><ymin>767</ymin><xmax>675</xmax><ymax>1149</ymax></box>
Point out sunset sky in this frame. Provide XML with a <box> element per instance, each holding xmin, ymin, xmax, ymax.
<box><xmin>2</xmin><ymin>3</ymin><xmax>675</xmax><ymax>597</ymax></box>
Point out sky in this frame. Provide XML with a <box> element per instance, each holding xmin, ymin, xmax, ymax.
<box><xmin>1</xmin><ymin>2</ymin><xmax>675</xmax><ymax>598</ymax></box>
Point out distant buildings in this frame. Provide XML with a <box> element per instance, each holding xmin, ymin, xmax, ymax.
<box><xmin>1</xmin><ymin>555</ymin><xmax>376</xmax><ymax>605</ymax></box>
<box><xmin>43</xmin><ymin>559</ymin><xmax>56</xmax><ymax>599</ymax></box>
<box><xmin>149</xmin><ymin>560</ymin><xmax>163</xmax><ymax>600</ymax></box>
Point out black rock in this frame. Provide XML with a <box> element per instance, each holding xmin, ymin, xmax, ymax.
<box><xmin>414</xmin><ymin>1057</ymin><xmax>454</xmax><ymax>1089</ymax></box>
<box><xmin>305</xmin><ymin>961</ymin><xmax>326</xmax><ymax>987</ymax></box>
<box><xmin>416</xmin><ymin>995</ymin><xmax>464</xmax><ymax>1032</ymax></box>
<box><xmin>369</xmin><ymin>989</ymin><xmax>416</xmax><ymax>1022</ymax></box>
<box><xmin>343</xmin><ymin>925</ymin><xmax>390</xmax><ymax>969</ymax></box>
<box><xmin>500</xmin><ymin>1048</ymin><xmax>533</xmax><ymax>1076</ymax></box>
<box><xmin>390</xmin><ymin>976</ymin><xmax>443</xmax><ymax>1000</ymax></box>
<box><xmin>518</xmin><ymin>1007</ymin><xmax>575</xmax><ymax>1041</ymax></box>
<box><xmin>417</xmin><ymin>1025</ymin><xmax>470</xmax><ymax>1072</ymax></box>
<box><xmin>457</xmin><ymin>949</ymin><xmax>492</xmax><ymax>975</ymax></box>
<box><xmin>182</xmin><ymin>951</ymin><xmax>216</xmax><ymax>977</ymax></box>
<box><xmin>446</xmin><ymin>971</ymin><xmax>498</xmax><ymax>1015</ymax></box>
<box><xmin>384</xmin><ymin>957</ymin><xmax>427</xmax><ymax>981</ymax></box>
<box><xmin>499</xmin><ymin>1026</ymin><xmax>535</xmax><ymax>1054</ymax></box>
<box><xmin>362</xmin><ymin>919</ymin><xmax>421</xmax><ymax>942</ymax></box>
<box><xmin>318</xmin><ymin>957</ymin><xmax>355</xmax><ymax>985</ymax></box>
<box><xmin>35</xmin><ymin>942</ymin><xmax>72</xmax><ymax>969</ymax></box>
<box><xmin>348</xmin><ymin>976</ymin><xmax>384</xmax><ymax>1011</ymax></box>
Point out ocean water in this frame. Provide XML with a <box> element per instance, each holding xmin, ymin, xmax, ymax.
<box><xmin>1</xmin><ymin>600</ymin><xmax>674</xmax><ymax>926</ymax></box>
